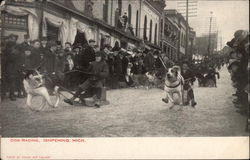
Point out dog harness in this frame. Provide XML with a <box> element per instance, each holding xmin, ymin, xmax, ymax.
<box><xmin>165</xmin><ymin>82</ymin><xmax>181</xmax><ymax>88</ymax></box>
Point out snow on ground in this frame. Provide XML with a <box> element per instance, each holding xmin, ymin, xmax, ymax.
<box><xmin>1</xmin><ymin>67</ymin><xmax>248</xmax><ymax>137</ymax></box>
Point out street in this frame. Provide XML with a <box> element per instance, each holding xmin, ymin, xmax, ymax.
<box><xmin>1</xmin><ymin>66</ymin><xmax>248</xmax><ymax>137</ymax></box>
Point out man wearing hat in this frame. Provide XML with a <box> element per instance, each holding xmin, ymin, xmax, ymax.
<box><xmin>72</xmin><ymin>45</ymin><xmax>84</xmax><ymax>70</ymax></box>
<box><xmin>64</xmin><ymin>51</ymin><xmax>109</xmax><ymax>107</ymax></box>
<box><xmin>39</xmin><ymin>37</ymin><xmax>49</xmax><ymax>71</ymax></box>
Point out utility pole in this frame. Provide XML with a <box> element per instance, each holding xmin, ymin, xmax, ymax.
<box><xmin>185</xmin><ymin>0</ymin><xmax>189</xmax><ymax>59</ymax></box>
<box><xmin>208</xmin><ymin>11</ymin><xmax>213</xmax><ymax>55</ymax></box>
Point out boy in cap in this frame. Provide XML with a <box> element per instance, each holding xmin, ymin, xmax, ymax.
<box><xmin>64</xmin><ymin>51</ymin><xmax>109</xmax><ymax>107</ymax></box>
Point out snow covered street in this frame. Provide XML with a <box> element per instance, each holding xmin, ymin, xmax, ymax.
<box><xmin>1</xmin><ymin>67</ymin><xmax>248</xmax><ymax>137</ymax></box>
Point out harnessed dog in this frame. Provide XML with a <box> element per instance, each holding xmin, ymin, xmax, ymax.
<box><xmin>23</xmin><ymin>69</ymin><xmax>60</xmax><ymax>111</ymax></box>
<box><xmin>162</xmin><ymin>66</ymin><xmax>184</xmax><ymax>109</ymax></box>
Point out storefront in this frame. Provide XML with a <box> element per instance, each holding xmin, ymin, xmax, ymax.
<box><xmin>2</xmin><ymin>5</ymin><xmax>39</xmax><ymax>42</ymax></box>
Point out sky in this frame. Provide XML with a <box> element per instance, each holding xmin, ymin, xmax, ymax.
<box><xmin>165</xmin><ymin>0</ymin><xmax>249</xmax><ymax>48</ymax></box>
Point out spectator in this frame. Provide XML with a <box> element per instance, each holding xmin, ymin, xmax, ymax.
<box><xmin>54</xmin><ymin>49</ymin><xmax>65</xmax><ymax>84</ymax></box>
<box><xmin>44</xmin><ymin>41</ymin><xmax>57</xmax><ymax>74</ymax></box>
<box><xmin>143</xmin><ymin>50</ymin><xmax>155</xmax><ymax>72</ymax></box>
<box><xmin>5</xmin><ymin>46</ymin><xmax>19</xmax><ymax>101</ymax></box>
<box><xmin>82</xmin><ymin>39</ymin><xmax>96</xmax><ymax>69</ymax></box>
<box><xmin>181</xmin><ymin>62</ymin><xmax>197</xmax><ymax>107</ymax></box>
<box><xmin>30</xmin><ymin>40</ymin><xmax>41</xmax><ymax>69</ymax></box>
<box><xmin>40</xmin><ymin>37</ymin><xmax>49</xmax><ymax>72</ymax></box>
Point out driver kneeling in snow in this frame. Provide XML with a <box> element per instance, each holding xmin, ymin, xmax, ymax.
<box><xmin>64</xmin><ymin>51</ymin><xmax>109</xmax><ymax>108</ymax></box>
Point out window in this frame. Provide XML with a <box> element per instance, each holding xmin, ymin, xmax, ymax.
<box><xmin>154</xmin><ymin>23</ymin><xmax>157</xmax><ymax>45</ymax></box>
<box><xmin>128</xmin><ymin>4</ymin><xmax>132</xmax><ymax>25</ymax></box>
<box><xmin>181</xmin><ymin>33</ymin><xmax>184</xmax><ymax>46</ymax></box>
<box><xmin>160</xmin><ymin>19</ymin><xmax>163</xmax><ymax>34</ymax></box>
<box><xmin>103</xmin><ymin>0</ymin><xmax>109</xmax><ymax>22</ymax></box>
<box><xmin>136</xmin><ymin>10</ymin><xmax>139</xmax><ymax>36</ymax></box>
<box><xmin>118</xmin><ymin>0</ymin><xmax>122</xmax><ymax>16</ymax></box>
<box><xmin>143</xmin><ymin>16</ymin><xmax>147</xmax><ymax>41</ymax></box>
<box><xmin>3</xmin><ymin>13</ymin><xmax>28</xmax><ymax>30</ymax></box>
<box><xmin>149</xmin><ymin>20</ymin><xmax>152</xmax><ymax>42</ymax></box>
<box><xmin>168</xmin><ymin>47</ymin><xmax>171</xmax><ymax>59</ymax></box>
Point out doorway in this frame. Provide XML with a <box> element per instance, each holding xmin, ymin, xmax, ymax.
<box><xmin>47</xmin><ymin>22</ymin><xmax>59</xmax><ymax>41</ymax></box>
<box><xmin>73</xmin><ymin>30</ymin><xmax>88</xmax><ymax>47</ymax></box>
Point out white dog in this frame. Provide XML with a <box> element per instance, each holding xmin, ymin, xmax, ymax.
<box><xmin>23</xmin><ymin>70</ymin><xmax>60</xmax><ymax>111</ymax></box>
<box><xmin>162</xmin><ymin>66</ymin><xmax>184</xmax><ymax>109</ymax></box>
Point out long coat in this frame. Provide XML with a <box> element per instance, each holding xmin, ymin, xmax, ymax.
<box><xmin>44</xmin><ymin>50</ymin><xmax>56</xmax><ymax>74</ymax></box>
<box><xmin>82</xmin><ymin>46</ymin><xmax>96</xmax><ymax>68</ymax></box>
<box><xmin>87</xmin><ymin>60</ymin><xmax>109</xmax><ymax>88</ymax></box>
<box><xmin>143</xmin><ymin>53</ymin><xmax>155</xmax><ymax>72</ymax></box>
<box><xmin>30</xmin><ymin>48</ymin><xmax>41</xmax><ymax>69</ymax></box>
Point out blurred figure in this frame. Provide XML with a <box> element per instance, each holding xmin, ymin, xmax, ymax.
<box><xmin>143</xmin><ymin>50</ymin><xmax>155</xmax><ymax>73</ymax></box>
<box><xmin>5</xmin><ymin>46</ymin><xmax>19</xmax><ymax>101</ymax></box>
<box><xmin>181</xmin><ymin>62</ymin><xmax>197</xmax><ymax>107</ymax></box>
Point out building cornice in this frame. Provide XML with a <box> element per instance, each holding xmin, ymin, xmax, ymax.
<box><xmin>144</xmin><ymin>0</ymin><xmax>163</xmax><ymax>16</ymax></box>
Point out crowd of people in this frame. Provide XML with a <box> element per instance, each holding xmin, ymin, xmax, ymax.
<box><xmin>2</xmin><ymin>30</ymin><xmax>246</xmax><ymax>110</ymax></box>
<box><xmin>1</xmin><ymin>33</ymin><xmax>177</xmax><ymax>102</ymax></box>
<box><xmin>226</xmin><ymin>30</ymin><xmax>249</xmax><ymax>120</ymax></box>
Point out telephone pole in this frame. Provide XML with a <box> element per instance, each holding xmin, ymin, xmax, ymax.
<box><xmin>185</xmin><ymin>0</ymin><xmax>189</xmax><ymax>59</ymax></box>
<box><xmin>207</xmin><ymin>11</ymin><xmax>213</xmax><ymax>55</ymax></box>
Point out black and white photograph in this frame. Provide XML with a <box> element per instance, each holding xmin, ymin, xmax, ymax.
<box><xmin>0</xmin><ymin>0</ymin><xmax>249</xmax><ymax>158</ymax></box>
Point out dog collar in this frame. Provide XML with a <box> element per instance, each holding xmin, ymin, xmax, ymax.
<box><xmin>165</xmin><ymin>82</ymin><xmax>181</xmax><ymax>88</ymax></box>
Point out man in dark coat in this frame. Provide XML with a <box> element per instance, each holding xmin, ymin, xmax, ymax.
<box><xmin>64</xmin><ymin>51</ymin><xmax>109</xmax><ymax>107</ymax></box>
<box><xmin>3</xmin><ymin>34</ymin><xmax>18</xmax><ymax>100</ymax></box>
<box><xmin>82</xmin><ymin>39</ymin><xmax>96</xmax><ymax>69</ymax></box>
<box><xmin>30</xmin><ymin>40</ymin><xmax>42</xmax><ymax>69</ymax></box>
<box><xmin>44</xmin><ymin>41</ymin><xmax>57</xmax><ymax>74</ymax></box>
<box><xmin>122</xmin><ymin>53</ymin><xmax>129</xmax><ymax>75</ymax></box>
<box><xmin>143</xmin><ymin>50</ymin><xmax>155</xmax><ymax>72</ymax></box>
<box><xmin>114</xmin><ymin>51</ymin><xmax>124</xmax><ymax>82</ymax></box>
<box><xmin>5</xmin><ymin>46</ymin><xmax>19</xmax><ymax>100</ymax></box>
<box><xmin>54</xmin><ymin>49</ymin><xmax>65</xmax><ymax>84</ymax></box>
<box><xmin>40</xmin><ymin>37</ymin><xmax>49</xmax><ymax>72</ymax></box>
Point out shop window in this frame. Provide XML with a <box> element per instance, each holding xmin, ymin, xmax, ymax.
<box><xmin>154</xmin><ymin>23</ymin><xmax>157</xmax><ymax>45</ymax></box>
<box><xmin>3</xmin><ymin>13</ymin><xmax>28</xmax><ymax>30</ymax></box>
<box><xmin>149</xmin><ymin>20</ymin><xmax>152</xmax><ymax>42</ymax></box>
